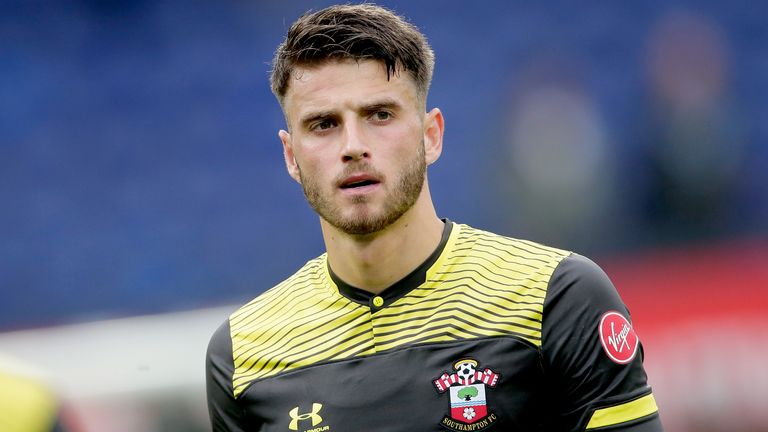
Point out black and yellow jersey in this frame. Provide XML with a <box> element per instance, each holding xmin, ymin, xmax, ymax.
<box><xmin>206</xmin><ymin>221</ymin><xmax>661</xmax><ymax>431</ymax></box>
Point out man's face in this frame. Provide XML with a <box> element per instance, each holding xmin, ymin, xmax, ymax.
<box><xmin>279</xmin><ymin>59</ymin><xmax>432</xmax><ymax>236</ymax></box>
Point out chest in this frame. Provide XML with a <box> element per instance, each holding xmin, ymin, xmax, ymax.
<box><xmin>238</xmin><ymin>337</ymin><xmax>548</xmax><ymax>432</ymax></box>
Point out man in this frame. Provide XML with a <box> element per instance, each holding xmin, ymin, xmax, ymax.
<box><xmin>206</xmin><ymin>4</ymin><xmax>662</xmax><ymax>431</ymax></box>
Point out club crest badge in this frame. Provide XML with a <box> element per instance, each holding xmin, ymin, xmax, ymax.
<box><xmin>433</xmin><ymin>358</ymin><xmax>500</xmax><ymax>431</ymax></box>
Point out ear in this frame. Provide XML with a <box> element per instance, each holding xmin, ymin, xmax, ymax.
<box><xmin>423</xmin><ymin>108</ymin><xmax>444</xmax><ymax>165</ymax></box>
<box><xmin>279</xmin><ymin>129</ymin><xmax>301</xmax><ymax>183</ymax></box>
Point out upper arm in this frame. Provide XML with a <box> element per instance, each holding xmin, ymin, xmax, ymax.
<box><xmin>541</xmin><ymin>254</ymin><xmax>662</xmax><ymax>431</ymax></box>
<box><xmin>206</xmin><ymin>319</ymin><xmax>252</xmax><ymax>432</ymax></box>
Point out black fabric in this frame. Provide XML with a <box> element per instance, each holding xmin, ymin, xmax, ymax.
<box><xmin>226</xmin><ymin>337</ymin><xmax>545</xmax><ymax>431</ymax></box>
<box><xmin>207</xmin><ymin>320</ymin><xmax>250</xmax><ymax>432</ymax></box>
<box><xmin>541</xmin><ymin>254</ymin><xmax>659</xmax><ymax>431</ymax></box>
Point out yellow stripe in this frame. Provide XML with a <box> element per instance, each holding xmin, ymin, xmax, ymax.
<box><xmin>228</xmin><ymin>224</ymin><xmax>572</xmax><ymax>392</ymax></box>
<box><xmin>424</xmin><ymin>221</ymin><xmax>461</xmax><ymax>282</ymax></box>
<box><xmin>586</xmin><ymin>393</ymin><xmax>658</xmax><ymax>429</ymax></box>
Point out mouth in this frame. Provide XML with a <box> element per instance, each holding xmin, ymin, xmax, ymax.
<box><xmin>339</xmin><ymin>175</ymin><xmax>380</xmax><ymax>190</ymax></box>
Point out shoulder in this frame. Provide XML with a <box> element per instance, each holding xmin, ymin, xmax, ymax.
<box><xmin>230</xmin><ymin>254</ymin><xmax>329</xmax><ymax>321</ymax></box>
<box><xmin>456</xmin><ymin>224</ymin><xmax>571</xmax><ymax>258</ymax></box>
<box><xmin>544</xmin><ymin>253</ymin><xmax>624</xmax><ymax>310</ymax></box>
<box><xmin>535</xmin><ymin>253</ymin><xmax>661</xmax><ymax>431</ymax></box>
<box><xmin>206</xmin><ymin>254</ymin><xmax>333</xmax><ymax>395</ymax></box>
<box><xmin>207</xmin><ymin>254</ymin><xmax>329</xmax><ymax>364</ymax></box>
<box><xmin>452</xmin><ymin>223</ymin><xmax>572</xmax><ymax>281</ymax></box>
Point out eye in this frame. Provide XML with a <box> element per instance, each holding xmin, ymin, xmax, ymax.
<box><xmin>370</xmin><ymin>111</ymin><xmax>392</xmax><ymax>122</ymax></box>
<box><xmin>312</xmin><ymin>119</ymin><xmax>336</xmax><ymax>131</ymax></box>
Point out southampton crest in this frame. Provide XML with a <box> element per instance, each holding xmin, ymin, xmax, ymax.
<box><xmin>433</xmin><ymin>358</ymin><xmax>500</xmax><ymax>431</ymax></box>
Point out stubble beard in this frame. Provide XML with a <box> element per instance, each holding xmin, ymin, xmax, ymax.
<box><xmin>298</xmin><ymin>144</ymin><xmax>426</xmax><ymax>236</ymax></box>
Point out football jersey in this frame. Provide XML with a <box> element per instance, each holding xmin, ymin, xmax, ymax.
<box><xmin>206</xmin><ymin>221</ymin><xmax>661</xmax><ymax>431</ymax></box>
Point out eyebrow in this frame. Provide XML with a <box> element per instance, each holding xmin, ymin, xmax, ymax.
<box><xmin>299</xmin><ymin>110</ymin><xmax>337</xmax><ymax>130</ymax></box>
<box><xmin>359</xmin><ymin>99</ymin><xmax>402</xmax><ymax>116</ymax></box>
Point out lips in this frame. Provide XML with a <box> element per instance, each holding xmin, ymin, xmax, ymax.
<box><xmin>339</xmin><ymin>174</ymin><xmax>380</xmax><ymax>189</ymax></box>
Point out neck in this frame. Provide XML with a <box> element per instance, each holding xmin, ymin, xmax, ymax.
<box><xmin>321</xmin><ymin>185</ymin><xmax>444</xmax><ymax>294</ymax></box>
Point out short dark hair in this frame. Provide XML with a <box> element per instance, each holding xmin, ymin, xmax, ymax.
<box><xmin>270</xmin><ymin>4</ymin><xmax>435</xmax><ymax>105</ymax></box>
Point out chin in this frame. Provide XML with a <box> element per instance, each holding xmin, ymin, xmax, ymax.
<box><xmin>341</xmin><ymin>207</ymin><xmax>414</xmax><ymax>236</ymax></box>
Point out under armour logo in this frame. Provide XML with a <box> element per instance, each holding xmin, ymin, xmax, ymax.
<box><xmin>288</xmin><ymin>403</ymin><xmax>323</xmax><ymax>431</ymax></box>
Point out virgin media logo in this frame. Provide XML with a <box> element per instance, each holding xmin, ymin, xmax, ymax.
<box><xmin>599</xmin><ymin>311</ymin><xmax>639</xmax><ymax>364</ymax></box>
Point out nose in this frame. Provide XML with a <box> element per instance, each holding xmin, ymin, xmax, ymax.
<box><xmin>341</xmin><ymin>121</ymin><xmax>370</xmax><ymax>162</ymax></box>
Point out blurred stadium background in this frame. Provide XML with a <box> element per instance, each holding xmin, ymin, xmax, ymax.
<box><xmin>1</xmin><ymin>1</ymin><xmax>767</xmax><ymax>431</ymax></box>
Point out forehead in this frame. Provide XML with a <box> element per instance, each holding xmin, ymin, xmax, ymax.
<box><xmin>281</xmin><ymin>59</ymin><xmax>419</xmax><ymax>117</ymax></box>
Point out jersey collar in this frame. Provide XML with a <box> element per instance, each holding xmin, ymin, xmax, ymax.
<box><xmin>329</xmin><ymin>219</ymin><xmax>454</xmax><ymax>306</ymax></box>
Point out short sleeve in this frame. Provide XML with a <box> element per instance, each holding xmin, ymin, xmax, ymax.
<box><xmin>541</xmin><ymin>254</ymin><xmax>662</xmax><ymax>431</ymax></box>
<box><xmin>206</xmin><ymin>319</ymin><xmax>252</xmax><ymax>432</ymax></box>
